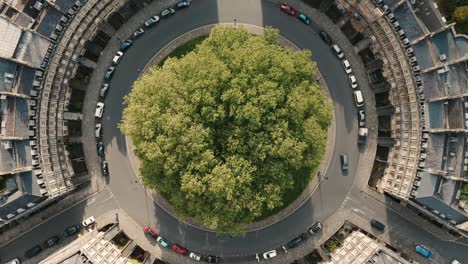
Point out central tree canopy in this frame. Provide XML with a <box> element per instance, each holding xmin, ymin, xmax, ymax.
<box><xmin>121</xmin><ymin>26</ymin><xmax>332</xmax><ymax>234</ymax></box>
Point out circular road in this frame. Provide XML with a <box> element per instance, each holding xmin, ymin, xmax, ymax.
<box><xmin>102</xmin><ymin>0</ymin><xmax>360</xmax><ymax>259</ymax></box>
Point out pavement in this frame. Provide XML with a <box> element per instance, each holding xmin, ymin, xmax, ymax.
<box><xmin>1</xmin><ymin>0</ymin><xmax>468</xmax><ymax>264</ymax></box>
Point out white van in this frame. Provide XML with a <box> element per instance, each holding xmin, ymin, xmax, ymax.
<box><xmin>353</xmin><ymin>90</ymin><xmax>364</xmax><ymax>107</ymax></box>
<box><xmin>331</xmin><ymin>44</ymin><xmax>344</xmax><ymax>59</ymax></box>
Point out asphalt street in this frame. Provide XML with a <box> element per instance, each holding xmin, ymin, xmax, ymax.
<box><xmin>102</xmin><ymin>0</ymin><xmax>359</xmax><ymax>256</ymax></box>
<box><xmin>1</xmin><ymin>0</ymin><xmax>468</xmax><ymax>263</ymax></box>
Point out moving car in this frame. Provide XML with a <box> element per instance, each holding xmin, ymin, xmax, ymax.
<box><xmin>82</xmin><ymin>216</ymin><xmax>95</xmax><ymax>227</ymax></box>
<box><xmin>342</xmin><ymin>59</ymin><xmax>352</xmax><ymax>74</ymax></box>
<box><xmin>176</xmin><ymin>0</ymin><xmax>190</xmax><ymax>9</ymax></box>
<box><xmin>101</xmin><ymin>160</ymin><xmax>109</xmax><ymax>175</ymax></box>
<box><xmin>100</xmin><ymin>83</ymin><xmax>109</xmax><ymax>98</ymax></box>
<box><xmin>172</xmin><ymin>244</ymin><xmax>188</xmax><ymax>255</ymax></box>
<box><xmin>161</xmin><ymin>8</ymin><xmax>176</xmax><ymax>18</ymax></box>
<box><xmin>104</xmin><ymin>66</ymin><xmax>115</xmax><ymax>80</ymax></box>
<box><xmin>280</xmin><ymin>4</ymin><xmax>296</xmax><ymax>16</ymax></box>
<box><xmin>95</xmin><ymin>123</ymin><xmax>102</xmax><ymax>138</ymax></box>
<box><xmin>348</xmin><ymin>74</ymin><xmax>358</xmax><ymax>89</ymax></box>
<box><xmin>262</xmin><ymin>250</ymin><xmax>277</xmax><ymax>259</ymax></box>
<box><xmin>95</xmin><ymin>102</ymin><xmax>104</xmax><ymax>118</ymax></box>
<box><xmin>353</xmin><ymin>90</ymin><xmax>364</xmax><ymax>108</ymax></box>
<box><xmin>370</xmin><ymin>219</ymin><xmax>385</xmax><ymax>231</ymax></box>
<box><xmin>144</xmin><ymin>226</ymin><xmax>158</xmax><ymax>238</ymax></box>
<box><xmin>144</xmin><ymin>16</ymin><xmax>160</xmax><ymax>27</ymax></box>
<box><xmin>205</xmin><ymin>255</ymin><xmax>221</xmax><ymax>263</ymax></box>
<box><xmin>156</xmin><ymin>236</ymin><xmax>171</xmax><ymax>248</ymax></box>
<box><xmin>120</xmin><ymin>39</ymin><xmax>133</xmax><ymax>51</ymax></box>
<box><xmin>298</xmin><ymin>13</ymin><xmax>311</xmax><ymax>25</ymax></box>
<box><xmin>415</xmin><ymin>245</ymin><xmax>432</xmax><ymax>258</ymax></box>
<box><xmin>189</xmin><ymin>252</ymin><xmax>201</xmax><ymax>261</ymax></box>
<box><xmin>286</xmin><ymin>233</ymin><xmax>307</xmax><ymax>249</ymax></box>
<box><xmin>319</xmin><ymin>31</ymin><xmax>332</xmax><ymax>45</ymax></box>
<box><xmin>112</xmin><ymin>51</ymin><xmax>123</xmax><ymax>64</ymax></box>
<box><xmin>24</xmin><ymin>245</ymin><xmax>42</xmax><ymax>259</ymax></box>
<box><xmin>132</xmin><ymin>28</ymin><xmax>145</xmax><ymax>39</ymax></box>
<box><xmin>97</xmin><ymin>141</ymin><xmax>104</xmax><ymax>157</ymax></box>
<box><xmin>331</xmin><ymin>44</ymin><xmax>344</xmax><ymax>59</ymax></box>
<box><xmin>308</xmin><ymin>222</ymin><xmax>323</xmax><ymax>235</ymax></box>
<box><xmin>63</xmin><ymin>224</ymin><xmax>80</xmax><ymax>237</ymax></box>
<box><xmin>358</xmin><ymin>110</ymin><xmax>366</xmax><ymax>127</ymax></box>
<box><xmin>340</xmin><ymin>153</ymin><xmax>349</xmax><ymax>171</ymax></box>
<box><xmin>4</xmin><ymin>259</ymin><xmax>20</xmax><ymax>264</ymax></box>
<box><xmin>43</xmin><ymin>236</ymin><xmax>60</xmax><ymax>248</ymax></box>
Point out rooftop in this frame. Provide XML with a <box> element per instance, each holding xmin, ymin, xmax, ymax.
<box><xmin>36</xmin><ymin>6</ymin><xmax>63</xmax><ymax>38</ymax></box>
<box><xmin>0</xmin><ymin>139</ymin><xmax>32</xmax><ymax>173</ymax></box>
<box><xmin>394</xmin><ymin>3</ymin><xmax>424</xmax><ymax>41</ymax></box>
<box><xmin>13</xmin><ymin>30</ymin><xmax>49</xmax><ymax>68</ymax></box>
<box><xmin>412</xmin><ymin>0</ymin><xmax>444</xmax><ymax>32</ymax></box>
<box><xmin>0</xmin><ymin>17</ymin><xmax>22</xmax><ymax>59</ymax></box>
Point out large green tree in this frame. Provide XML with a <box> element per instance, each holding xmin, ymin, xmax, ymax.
<box><xmin>121</xmin><ymin>26</ymin><xmax>332</xmax><ymax>234</ymax></box>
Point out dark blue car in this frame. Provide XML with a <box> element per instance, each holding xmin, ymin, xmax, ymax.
<box><xmin>120</xmin><ymin>39</ymin><xmax>133</xmax><ymax>51</ymax></box>
<box><xmin>176</xmin><ymin>0</ymin><xmax>190</xmax><ymax>9</ymax></box>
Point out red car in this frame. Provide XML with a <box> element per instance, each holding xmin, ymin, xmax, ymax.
<box><xmin>143</xmin><ymin>226</ymin><xmax>158</xmax><ymax>239</ymax></box>
<box><xmin>280</xmin><ymin>4</ymin><xmax>296</xmax><ymax>16</ymax></box>
<box><xmin>172</xmin><ymin>244</ymin><xmax>188</xmax><ymax>255</ymax></box>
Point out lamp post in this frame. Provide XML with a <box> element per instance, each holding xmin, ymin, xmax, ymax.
<box><xmin>234</xmin><ymin>19</ymin><xmax>237</xmax><ymax>28</ymax></box>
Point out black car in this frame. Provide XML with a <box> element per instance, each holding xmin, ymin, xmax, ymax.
<box><xmin>206</xmin><ymin>255</ymin><xmax>221</xmax><ymax>263</ymax></box>
<box><xmin>25</xmin><ymin>245</ymin><xmax>42</xmax><ymax>258</ymax></box>
<box><xmin>63</xmin><ymin>224</ymin><xmax>81</xmax><ymax>237</ymax></box>
<box><xmin>97</xmin><ymin>141</ymin><xmax>104</xmax><ymax>157</ymax></box>
<box><xmin>371</xmin><ymin>219</ymin><xmax>385</xmax><ymax>231</ymax></box>
<box><xmin>104</xmin><ymin>66</ymin><xmax>115</xmax><ymax>80</ymax></box>
<box><xmin>44</xmin><ymin>236</ymin><xmax>60</xmax><ymax>248</ymax></box>
<box><xmin>120</xmin><ymin>39</ymin><xmax>134</xmax><ymax>51</ymax></box>
<box><xmin>101</xmin><ymin>160</ymin><xmax>109</xmax><ymax>175</ymax></box>
<box><xmin>319</xmin><ymin>31</ymin><xmax>332</xmax><ymax>45</ymax></box>
<box><xmin>287</xmin><ymin>233</ymin><xmax>307</xmax><ymax>249</ymax></box>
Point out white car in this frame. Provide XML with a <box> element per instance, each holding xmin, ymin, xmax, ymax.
<box><xmin>342</xmin><ymin>59</ymin><xmax>352</xmax><ymax>74</ymax></box>
<box><xmin>95</xmin><ymin>123</ymin><xmax>102</xmax><ymax>138</ymax></box>
<box><xmin>262</xmin><ymin>250</ymin><xmax>277</xmax><ymax>259</ymax></box>
<box><xmin>189</xmin><ymin>252</ymin><xmax>201</xmax><ymax>261</ymax></box>
<box><xmin>95</xmin><ymin>102</ymin><xmax>104</xmax><ymax>118</ymax></box>
<box><xmin>100</xmin><ymin>83</ymin><xmax>109</xmax><ymax>98</ymax></box>
<box><xmin>4</xmin><ymin>259</ymin><xmax>20</xmax><ymax>264</ymax></box>
<box><xmin>112</xmin><ymin>51</ymin><xmax>123</xmax><ymax>64</ymax></box>
<box><xmin>348</xmin><ymin>74</ymin><xmax>358</xmax><ymax>89</ymax></box>
<box><xmin>82</xmin><ymin>216</ymin><xmax>95</xmax><ymax>227</ymax></box>
<box><xmin>353</xmin><ymin>90</ymin><xmax>364</xmax><ymax>108</ymax></box>
<box><xmin>331</xmin><ymin>44</ymin><xmax>344</xmax><ymax>59</ymax></box>
<box><xmin>144</xmin><ymin>16</ymin><xmax>160</xmax><ymax>27</ymax></box>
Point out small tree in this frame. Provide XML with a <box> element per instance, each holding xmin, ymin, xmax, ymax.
<box><xmin>121</xmin><ymin>26</ymin><xmax>332</xmax><ymax>234</ymax></box>
<box><xmin>453</xmin><ymin>6</ymin><xmax>468</xmax><ymax>23</ymax></box>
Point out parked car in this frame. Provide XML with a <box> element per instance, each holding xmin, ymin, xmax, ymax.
<box><xmin>100</xmin><ymin>83</ymin><xmax>109</xmax><ymax>98</ymax></box>
<box><xmin>156</xmin><ymin>236</ymin><xmax>171</xmax><ymax>247</ymax></box>
<box><xmin>358</xmin><ymin>110</ymin><xmax>366</xmax><ymax>127</ymax></box>
<box><xmin>340</xmin><ymin>153</ymin><xmax>349</xmax><ymax>171</ymax></box>
<box><xmin>172</xmin><ymin>244</ymin><xmax>188</xmax><ymax>255</ymax></box>
<box><xmin>43</xmin><ymin>236</ymin><xmax>60</xmax><ymax>248</ymax></box>
<box><xmin>319</xmin><ymin>31</ymin><xmax>332</xmax><ymax>45</ymax></box>
<box><xmin>144</xmin><ymin>226</ymin><xmax>158</xmax><ymax>238</ymax></box>
<box><xmin>120</xmin><ymin>39</ymin><xmax>133</xmax><ymax>51</ymax></box>
<box><xmin>63</xmin><ymin>224</ymin><xmax>81</xmax><ymax>237</ymax></box>
<box><xmin>348</xmin><ymin>74</ymin><xmax>358</xmax><ymax>89</ymax></box>
<box><xmin>262</xmin><ymin>250</ymin><xmax>277</xmax><ymax>259</ymax></box>
<box><xmin>144</xmin><ymin>16</ymin><xmax>160</xmax><ymax>27</ymax></box>
<box><xmin>280</xmin><ymin>4</ymin><xmax>296</xmax><ymax>16</ymax></box>
<box><xmin>331</xmin><ymin>44</ymin><xmax>344</xmax><ymax>59</ymax></box>
<box><xmin>415</xmin><ymin>245</ymin><xmax>432</xmax><ymax>258</ymax></box>
<box><xmin>101</xmin><ymin>160</ymin><xmax>109</xmax><ymax>175</ymax></box>
<box><xmin>286</xmin><ymin>233</ymin><xmax>307</xmax><ymax>249</ymax></box>
<box><xmin>451</xmin><ymin>259</ymin><xmax>461</xmax><ymax>264</ymax></box>
<box><xmin>189</xmin><ymin>252</ymin><xmax>201</xmax><ymax>261</ymax></box>
<box><xmin>95</xmin><ymin>123</ymin><xmax>102</xmax><ymax>138</ymax></box>
<box><xmin>176</xmin><ymin>0</ymin><xmax>190</xmax><ymax>9</ymax></box>
<box><xmin>205</xmin><ymin>255</ymin><xmax>221</xmax><ymax>263</ymax></box>
<box><xmin>112</xmin><ymin>51</ymin><xmax>123</xmax><ymax>64</ymax></box>
<box><xmin>82</xmin><ymin>216</ymin><xmax>95</xmax><ymax>227</ymax></box>
<box><xmin>132</xmin><ymin>28</ymin><xmax>145</xmax><ymax>39</ymax></box>
<box><xmin>4</xmin><ymin>259</ymin><xmax>20</xmax><ymax>264</ymax></box>
<box><xmin>353</xmin><ymin>90</ymin><xmax>364</xmax><ymax>108</ymax></box>
<box><xmin>308</xmin><ymin>222</ymin><xmax>323</xmax><ymax>235</ymax></box>
<box><xmin>104</xmin><ymin>66</ymin><xmax>115</xmax><ymax>80</ymax></box>
<box><xmin>342</xmin><ymin>59</ymin><xmax>352</xmax><ymax>74</ymax></box>
<box><xmin>370</xmin><ymin>219</ymin><xmax>385</xmax><ymax>231</ymax></box>
<box><xmin>95</xmin><ymin>102</ymin><xmax>104</xmax><ymax>118</ymax></box>
<box><xmin>24</xmin><ymin>245</ymin><xmax>42</xmax><ymax>259</ymax></box>
<box><xmin>161</xmin><ymin>7</ymin><xmax>176</xmax><ymax>18</ymax></box>
<box><xmin>298</xmin><ymin>13</ymin><xmax>311</xmax><ymax>25</ymax></box>
<box><xmin>96</xmin><ymin>141</ymin><xmax>104</xmax><ymax>156</ymax></box>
